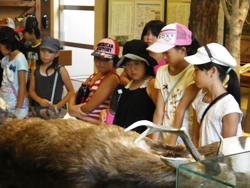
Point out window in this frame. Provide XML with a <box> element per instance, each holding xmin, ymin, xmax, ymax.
<box><xmin>59</xmin><ymin>0</ymin><xmax>95</xmax><ymax>78</ymax></box>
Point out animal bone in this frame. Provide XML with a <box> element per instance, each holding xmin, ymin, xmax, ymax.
<box><xmin>125</xmin><ymin>120</ymin><xmax>222</xmax><ymax>175</ymax></box>
<box><xmin>125</xmin><ymin>120</ymin><xmax>204</xmax><ymax>161</ymax></box>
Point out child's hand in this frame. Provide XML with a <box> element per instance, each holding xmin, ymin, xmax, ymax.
<box><xmin>39</xmin><ymin>99</ymin><xmax>51</xmax><ymax>107</ymax></box>
<box><xmin>68</xmin><ymin>103</ymin><xmax>87</xmax><ymax>120</ymax></box>
<box><xmin>100</xmin><ymin>109</ymin><xmax>107</xmax><ymax>122</ymax></box>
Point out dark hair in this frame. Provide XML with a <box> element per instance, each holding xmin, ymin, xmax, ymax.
<box><xmin>22</xmin><ymin>16</ymin><xmax>40</xmax><ymax>39</ymax></box>
<box><xmin>174</xmin><ymin>36</ymin><xmax>201</xmax><ymax>56</ymax></box>
<box><xmin>195</xmin><ymin>62</ymin><xmax>241</xmax><ymax>106</ymax></box>
<box><xmin>140</xmin><ymin>20</ymin><xmax>165</xmax><ymax>40</ymax></box>
<box><xmin>25</xmin><ymin>27</ymin><xmax>40</xmax><ymax>39</ymax></box>
<box><xmin>37</xmin><ymin>55</ymin><xmax>59</xmax><ymax>76</ymax></box>
<box><xmin>0</xmin><ymin>27</ymin><xmax>20</xmax><ymax>51</ymax></box>
<box><xmin>144</xmin><ymin>61</ymin><xmax>155</xmax><ymax>77</ymax></box>
<box><xmin>112</xmin><ymin>55</ymin><xmax>120</xmax><ymax>68</ymax></box>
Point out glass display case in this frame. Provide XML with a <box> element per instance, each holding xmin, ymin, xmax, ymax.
<box><xmin>176</xmin><ymin>151</ymin><xmax>250</xmax><ymax>188</ymax></box>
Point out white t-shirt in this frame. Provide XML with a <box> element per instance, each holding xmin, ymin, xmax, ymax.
<box><xmin>155</xmin><ymin>64</ymin><xmax>195</xmax><ymax>144</ymax></box>
<box><xmin>0</xmin><ymin>53</ymin><xmax>28</xmax><ymax>108</ymax></box>
<box><xmin>192</xmin><ymin>90</ymin><xmax>243</xmax><ymax>147</ymax></box>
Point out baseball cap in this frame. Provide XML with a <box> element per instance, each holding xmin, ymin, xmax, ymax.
<box><xmin>184</xmin><ymin>43</ymin><xmax>237</xmax><ymax>67</ymax></box>
<box><xmin>117</xmin><ymin>39</ymin><xmax>157</xmax><ymax>68</ymax></box>
<box><xmin>91</xmin><ymin>38</ymin><xmax>120</xmax><ymax>59</ymax></box>
<box><xmin>147</xmin><ymin>23</ymin><xmax>192</xmax><ymax>53</ymax></box>
<box><xmin>40</xmin><ymin>36</ymin><xmax>61</xmax><ymax>53</ymax></box>
<box><xmin>17</xmin><ymin>16</ymin><xmax>38</xmax><ymax>32</ymax></box>
<box><xmin>0</xmin><ymin>17</ymin><xmax>24</xmax><ymax>33</ymax></box>
<box><xmin>0</xmin><ymin>17</ymin><xmax>15</xmax><ymax>29</ymax></box>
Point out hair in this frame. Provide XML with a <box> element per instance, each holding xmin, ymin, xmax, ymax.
<box><xmin>37</xmin><ymin>55</ymin><xmax>59</xmax><ymax>76</ymax></box>
<box><xmin>25</xmin><ymin>27</ymin><xmax>40</xmax><ymax>39</ymax></box>
<box><xmin>175</xmin><ymin>36</ymin><xmax>201</xmax><ymax>56</ymax></box>
<box><xmin>195</xmin><ymin>62</ymin><xmax>241</xmax><ymax>106</ymax></box>
<box><xmin>0</xmin><ymin>27</ymin><xmax>20</xmax><ymax>52</ymax></box>
<box><xmin>112</xmin><ymin>55</ymin><xmax>120</xmax><ymax>68</ymax></box>
<box><xmin>140</xmin><ymin>20</ymin><xmax>165</xmax><ymax>40</ymax></box>
<box><xmin>144</xmin><ymin>61</ymin><xmax>155</xmax><ymax>77</ymax></box>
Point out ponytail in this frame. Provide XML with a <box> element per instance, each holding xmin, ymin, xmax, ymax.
<box><xmin>227</xmin><ymin>69</ymin><xmax>241</xmax><ymax>106</ymax></box>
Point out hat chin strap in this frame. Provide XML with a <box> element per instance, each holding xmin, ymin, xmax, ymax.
<box><xmin>204</xmin><ymin>45</ymin><xmax>214</xmax><ymax>62</ymax></box>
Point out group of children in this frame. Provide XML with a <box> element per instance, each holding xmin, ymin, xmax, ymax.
<box><xmin>0</xmin><ymin>16</ymin><xmax>243</xmax><ymax>148</ymax></box>
<box><xmin>0</xmin><ymin>16</ymin><xmax>74</xmax><ymax>120</ymax></box>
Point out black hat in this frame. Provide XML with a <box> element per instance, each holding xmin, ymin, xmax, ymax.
<box><xmin>117</xmin><ymin>40</ymin><xmax>157</xmax><ymax>68</ymax></box>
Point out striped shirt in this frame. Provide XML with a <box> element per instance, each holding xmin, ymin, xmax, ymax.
<box><xmin>85</xmin><ymin>71</ymin><xmax>118</xmax><ymax>120</ymax></box>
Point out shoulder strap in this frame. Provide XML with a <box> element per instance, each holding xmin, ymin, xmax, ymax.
<box><xmin>50</xmin><ymin>67</ymin><xmax>60</xmax><ymax>104</ymax></box>
<box><xmin>200</xmin><ymin>92</ymin><xmax>229</xmax><ymax>124</ymax></box>
<box><xmin>165</xmin><ymin>65</ymin><xmax>191</xmax><ymax>102</ymax></box>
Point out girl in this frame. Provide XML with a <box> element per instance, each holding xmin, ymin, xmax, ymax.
<box><xmin>101</xmin><ymin>40</ymin><xmax>158</xmax><ymax>133</ymax></box>
<box><xmin>147</xmin><ymin>23</ymin><xmax>201</xmax><ymax>145</ymax></box>
<box><xmin>29</xmin><ymin>36</ymin><xmax>74</xmax><ymax>118</ymax></box>
<box><xmin>120</xmin><ymin>20</ymin><xmax>166</xmax><ymax>85</ymax></box>
<box><xmin>68</xmin><ymin>38</ymin><xmax>120</xmax><ymax>125</ymax></box>
<box><xmin>184</xmin><ymin>43</ymin><xmax>243</xmax><ymax>147</ymax></box>
<box><xmin>0</xmin><ymin>26</ymin><xmax>28</xmax><ymax>119</ymax></box>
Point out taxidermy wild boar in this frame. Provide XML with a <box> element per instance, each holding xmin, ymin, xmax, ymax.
<box><xmin>0</xmin><ymin>116</ymin><xmax>249</xmax><ymax>188</ymax></box>
<box><xmin>0</xmin><ymin>118</ymin><xmax>190</xmax><ymax>188</ymax></box>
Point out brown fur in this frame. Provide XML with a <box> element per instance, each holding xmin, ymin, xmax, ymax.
<box><xmin>0</xmin><ymin>118</ymin><xmax>188</xmax><ymax>188</ymax></box>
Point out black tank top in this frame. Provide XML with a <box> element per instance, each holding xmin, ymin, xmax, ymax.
<box><xmin>113</xmin><ymin>86</ymin><xmax>155</xmax><ymax>133</ymax></box>
<box><xmin>34</xmin><ymin>65</ymin><xmax>64</xmax><ymax>106</ymax></box>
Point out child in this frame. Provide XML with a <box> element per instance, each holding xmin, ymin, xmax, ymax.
<box><xmin>101</xmin><ymin>39</ymin><xmax>158</xmax><ymax>133</ymax></box>
<box><xmin>147</xmin><ymin>23</ymin><xmax>200</xmax><ymax>145</ymax></box>
<box><xmin>68</xmin><ymin>38</ymin><xmax>120</xmax><ymax>125</ymax></box>
<box><xmin>0</xmin><ymin>26</ymin><xmax>29</xmax><ymax>119</ymax></box>
<box><xmin>18</xmin><ymin>15</ymin><xmax>42</xmax><ymax>115</ymax></box>
<box><xmin>184</xmin><ymin>43</ymin><xmax>243</xmax><ymax>147</ymax></box>
<box><xmin>120</xmin><ymin>20</ymin><xmax>166</xmax><ymax>85</ymax></box>
<box><xmin>29</xmin><ymin>36</ymin><xmax>74</xmax><ymax>117</ymax></box>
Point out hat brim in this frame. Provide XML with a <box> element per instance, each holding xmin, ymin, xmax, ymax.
<box><xmin>147</xmin><ymin>41</ymin><xmax>175</xmax><ymax>53</ymax></box>
<box><xmin>40</xmin><ymin>45</ymin><xmax>59</xmax><ymax>53</ymax></box>
<box><xmin>15</xmin><ymin>28</ymin><xmax>25</xmax><ymax>32</ymax></box>
<box><xmin>91</xmin><ymin>51</ymin><xmax>115</xmax><ymax>60</ymax></box>
<box><xmin>184</xmin><ymin>51</ymin><xmax>211</xmax><ymax>65</ymax></box>
<box><xmin>117</xmin><ymin>53</ymin><xmax>158</xmax><ymax>68</ymax></box>
<box><xmin>116</xmin><ymin>54</ymin><xmax>149</xmax><ymax>67</ymax></box>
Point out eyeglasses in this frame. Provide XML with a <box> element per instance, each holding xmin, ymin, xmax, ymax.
<box><xmin>124</xmin><ymin>61</ymin><xmax>144</xmax><ymax>69</ymax></box>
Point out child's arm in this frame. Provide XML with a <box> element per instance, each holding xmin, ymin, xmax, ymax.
<box><xmin>68</xmin><ymin>76</ymin><xmax>92</xmax><ymax>119</ymax></box>
<box><xmin>168</xmin><ymin>83</ymin><xmax>200</xmax><ymax>145</ymax></box>
<box><xmin>222</xmin><ymin>113</ymin><xmax>241</xmax><ymax>138</ymax></box>
<box><xmin>80</xmin><ymin>74</ymin><xmax>119</xmax><ymax>114</ymax></box>
<box><xmin>119</xmin><ymin>70</ymin><xmax>131</xmax><ymax>86</ymax></box>
<box><xmin>146</xmin><ymin>78</ymin><xmax>158</xmax><ymax>105</ymax></box>
<box><xmin>54</xmin><ymin>67</ymin><xmax>74</xmax><ymax>108</ymax></box>
<box><xmin>151</xmin><ymin>90</ymin><xmax>165</xmax><ymax>141</ymax></box>
<box><xmin>16</xmin><ymin>70</ymin><xmax>27</xmax><ymax>108</ymax></box>
<box><xmin>29</xmin><ymin>68</ymin><xmax>50</xmax><ymax>107</ymax></box>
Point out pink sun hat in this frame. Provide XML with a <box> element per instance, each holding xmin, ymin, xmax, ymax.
<box><xmin>147</xmin><ymin>23</ymin><xmax>192</xmax><ymax>53</ymax></box>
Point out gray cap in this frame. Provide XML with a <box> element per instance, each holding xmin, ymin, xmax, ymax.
<box><xmin>40</xmin><ymin>36</ymin><xmax>60</xmax><ymax>53</ymax></box>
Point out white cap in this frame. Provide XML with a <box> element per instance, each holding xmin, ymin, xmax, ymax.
<box><xmin>184</xmin><ymin>43</ymin><xmax>237</xmax><ymax>67</ymax></box>
<box><xmin>0</xmin><ymin>17</ymin><xmax>15</xmax><ymax>29</ymax></box>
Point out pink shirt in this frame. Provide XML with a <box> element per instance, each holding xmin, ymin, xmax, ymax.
<box><xmin>154</xmin><ymin>59</ymin><xmax>167</xmax><ymax>74</ymax></box>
